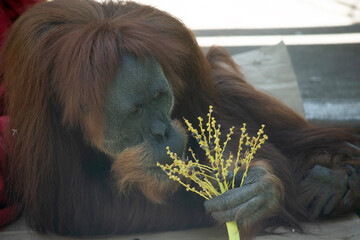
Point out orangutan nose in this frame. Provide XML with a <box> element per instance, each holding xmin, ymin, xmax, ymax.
<box><xmin>151</xmin><ymin>120</ymin><xmax>168</xmax><ymax>142</ymax></box>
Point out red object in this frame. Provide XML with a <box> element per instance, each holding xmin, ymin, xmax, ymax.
<box><xmin>0</xmin><ymin>0</ymin><xmax>41</xmax><ymax>227</ymax></box>
<box><xmin>0</xmin><ymin>115</ymin><xmax>21</xmax><ymax>227</ymax></box>
<box><xmin>0</xmin><ymin>0</ymin><xmax>40</xmax><ymax>49</ymax></box>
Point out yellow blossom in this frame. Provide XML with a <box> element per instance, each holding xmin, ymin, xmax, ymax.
<box><xmin>157</xmin><ymin>106</ymin><xmax>268</xmax><ymax>240</ymax></box>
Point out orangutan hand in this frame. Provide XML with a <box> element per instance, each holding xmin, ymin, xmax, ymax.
<box><xmin>204</xmin><ymin>166</ymin><xmax>281</xmax><ymax>226</ymax></box>
<box><xmin>301</xmin><ymin>165</ymin><xmax>349</xmax><ymax>218</ymax></box>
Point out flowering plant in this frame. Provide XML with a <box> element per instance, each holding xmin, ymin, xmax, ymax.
<box><xmin>157</xmin><ymin>106</ymin><xmax>268</xmax><ymax>240</ymax></box>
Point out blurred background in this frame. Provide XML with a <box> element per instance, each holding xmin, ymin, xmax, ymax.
<box><xmin>128</xmin><ymin>0</ymin><xmax>360</xmax><ymax>130</ymax></box>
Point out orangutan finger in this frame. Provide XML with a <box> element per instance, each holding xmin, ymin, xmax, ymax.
<box><xmin>204</xmin><ymin>181</ymin><xmax>261</xmax><ymax>212</ymax></box>
<box><xmin>322</xmin><ymin>193</ymin><xmax>339</xmax><ymax>215</ymax></box>
<box><xmin>210</xmin><ymin>195</ymin><xmax>265</xmax><ymax>224</ymax></box>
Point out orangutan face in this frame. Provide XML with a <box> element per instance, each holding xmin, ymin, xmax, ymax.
<box><xmin>102</xmin><ymin>55</ymin><xmax>187</xmax><ymax>176</ymax></box>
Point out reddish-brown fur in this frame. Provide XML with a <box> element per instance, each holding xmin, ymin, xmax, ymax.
<box><xmin>110</xmin><ymin>145</ymin><xmax>178</xmax><ymax>204</ymax></box>
<box><xmin>1</xmin><ymin>0</ymin><xmax>359</xmax><ymax>238</ymax></box>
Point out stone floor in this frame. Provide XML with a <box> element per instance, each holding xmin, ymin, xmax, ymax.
<box><xmin>1</xmin><ymin>214</ymin><xmax>359</xmax><ymax>240</ymax></box>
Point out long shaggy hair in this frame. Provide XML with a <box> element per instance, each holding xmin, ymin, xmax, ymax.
<box><xmin>1</xmin><ymin>0</ymin><xmax>359</xmax><ymax>238</ymax></box>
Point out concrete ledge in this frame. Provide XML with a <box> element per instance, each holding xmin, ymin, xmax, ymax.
<box><xmin>1</xmin><ymin>214</ymin><xmax>359</xmax><ymax>240</ymax></box>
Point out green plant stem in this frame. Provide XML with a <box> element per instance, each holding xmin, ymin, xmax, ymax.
<box><xmin>226</xmin><ymin>221</ymin><xmax>240</xmax><ymax>240</ymax></box>
<box><xmin>219</xmin><ymin>183</ymin><xmax>240</xmax><ymax>240</ymax></box>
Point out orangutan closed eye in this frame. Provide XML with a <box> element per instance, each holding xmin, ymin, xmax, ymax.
<box><xmin>1</xmin><ymin>0</ymin><xmax>360</xmax><ymax>239</ymax></box>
